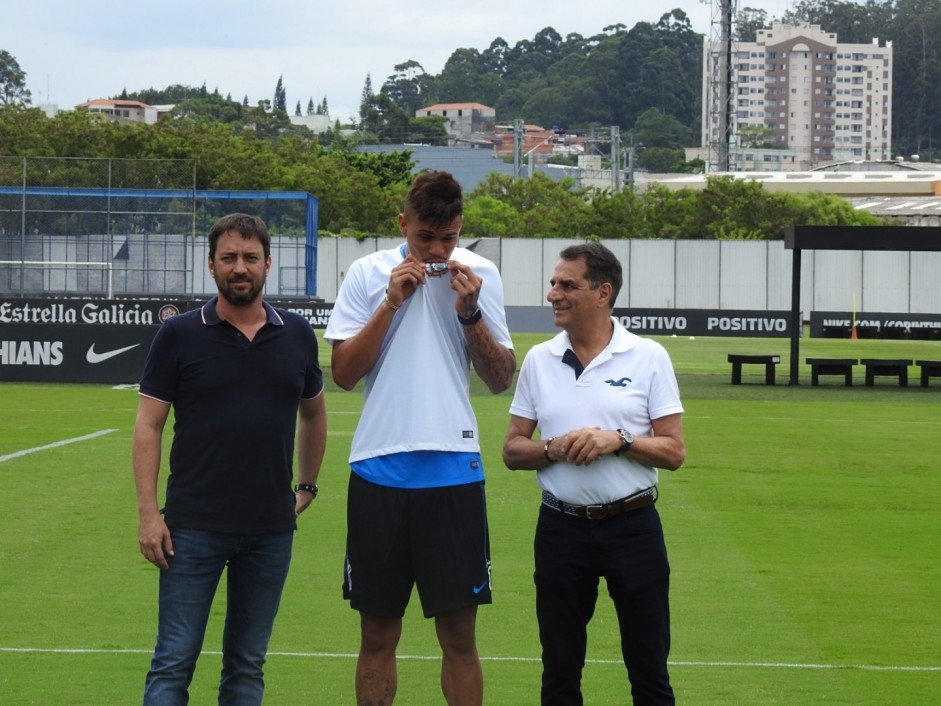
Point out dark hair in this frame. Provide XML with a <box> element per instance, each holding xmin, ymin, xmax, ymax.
<box><xmin>403</xmin><ymin>171</ymin><xmax>463</xmax><ymax>227</ymax></box>
<box><xmin>208</xmin><ymin>213</ymin><xmax>271</xmax><ymax>259</ymax></box>
<box><xmin>559</xmin><ymin>242</ymin><xmax>623</xmax><ymax>308</ymax></box>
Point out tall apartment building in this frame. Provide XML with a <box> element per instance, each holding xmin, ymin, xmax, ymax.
<box><xmin>702</xmin><ymin>23</ymin><xmax>893</xmax><ymax>170</ymax></box>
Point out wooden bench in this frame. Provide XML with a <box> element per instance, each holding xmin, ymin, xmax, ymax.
<box><xmin>728</xmin><ymin>354</ymin><xmax>780</xmax><ymax>385</ymax></box>
<box><xmin>806</xmin><ymin>358</ymin><xmax>857</xmax><ymax>386</ymax></box>
<box><xmin>915</xmin><ymin>360</ymin><xmax>941</xmax><ymax>387</ymax></box>
<box><xmin>861</xmin><ymin>359</ymin><xmax>913</xmax><ymax>387</ymax></box>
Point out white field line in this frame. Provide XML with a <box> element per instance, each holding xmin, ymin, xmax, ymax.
<box><xmin>0</xmin><ymin>429</ymin><xmax>117</xmax><ymax>464</ymax></box>
<box><xmin>0</xmin><ymin>647</ymin><xmax>938</xmax><ymax>671</ymax></box>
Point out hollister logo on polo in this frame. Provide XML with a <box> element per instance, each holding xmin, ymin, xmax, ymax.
<box><xmin>605</xmin><ymin>377</ymin><xmax>632</xmax><ymax>387</ymax></box>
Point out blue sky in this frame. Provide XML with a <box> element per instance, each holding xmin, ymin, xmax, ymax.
<box><xmin>4</xmin><ymin>0</ymin><xmax>793</xmax><ymax>121</ymax></box>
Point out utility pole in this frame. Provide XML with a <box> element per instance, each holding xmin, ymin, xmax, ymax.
<box><xmin>627</xmin><ymin>133</ymin><xmax>642</xmax><ymax>192</ymax></box>
<box><xmin>611</xmin><ymin>126</ymin><xmax>622</xmax><ymax>190</ymax></box>
<box><xmin>513</xmin><ymin>119</ymin><xmax>524</xmax><ymax>179</ymax></box>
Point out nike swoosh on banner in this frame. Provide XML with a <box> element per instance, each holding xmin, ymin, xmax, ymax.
<box><xmin>86</xmin><ymin>343</ymin><xmax>141</xmax><ymax>364</ymax></box>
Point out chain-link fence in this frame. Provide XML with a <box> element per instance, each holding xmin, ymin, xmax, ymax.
<box><xmin>0</xmin><ymin>157</ymin><xmax>318</xmax><ymax>297</ymax></box>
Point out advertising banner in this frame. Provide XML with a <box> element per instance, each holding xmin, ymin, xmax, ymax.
<box><xmin>0</xmin><ymin>297</ymin><xmax>327</xmax><ymax>383</ymax></box>
<box><xmin>0</xmin><ymin>297</ymin><xmax>187</xmax><ymax>327</ymax></box>
<box><xmin>272</xmin><ymin>303</ymin><xmax>796</xmax><ymax>337</ymax></box>
<box><xmin>0</xmin><ymin>323</ymin><xmax>158</xmax><ymax>383</ymax></box>
<box><xmin>809</xmin><ymin>311</ymin><xmax>941</xmax><ymax>339</ymax></box>
<box><xmin>0</xmin><ymin>297</ymin><xmax>189</xmax><ymax>384</ymax></box>
<box><xmin>613</xmin><ymin>308</ymin><xmax>793</xmax><ymax>337</ymax></box>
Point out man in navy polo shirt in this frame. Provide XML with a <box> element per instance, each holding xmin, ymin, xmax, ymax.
<box><xmin>133</xmin><ymin>213</ymin><xmax>327</xmax><ymax>705</ymax></box>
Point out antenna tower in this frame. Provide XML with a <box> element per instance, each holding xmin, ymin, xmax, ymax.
<box><xmin>704</xmin><ymin>0</ymin><xmax>738</xmax><ymax>172</ymax></box>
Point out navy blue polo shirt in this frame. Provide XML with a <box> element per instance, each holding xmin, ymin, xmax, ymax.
<box><xmin>139</xmin><ymin>297</ymin><xmax>323</xmax><ymax>534</ymax></box>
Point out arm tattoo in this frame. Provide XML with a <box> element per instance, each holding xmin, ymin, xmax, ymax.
<box><xmin>465</xmin><ymin>323</ymin><xmax>516</xmax><ymax>394</ymax></box>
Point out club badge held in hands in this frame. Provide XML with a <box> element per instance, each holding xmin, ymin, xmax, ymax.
<box><xmin>424</xmin><ymin>261</ymin><xmax>449</xmax><ymax>276</ymax></box>
<box><xmin>389</xmin><ymin>250</ymin><xmax>482</xmax><ymax>320</ymax></box>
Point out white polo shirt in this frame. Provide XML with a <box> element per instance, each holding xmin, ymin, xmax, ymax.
<box><xmin>509</xmin><ymin>318</ymin><xmax>684</xmax><ymax>506</ymax></box>
<box><xmin>325</xmin><ymin>243</ymin><xmax>513</xmax><ymax>466</ymax></box>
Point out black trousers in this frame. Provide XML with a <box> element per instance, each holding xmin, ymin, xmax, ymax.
<box><xmin>534</xmin><ymin>503</ymin><xmax>674</xmax><ymax>706</ymax></box>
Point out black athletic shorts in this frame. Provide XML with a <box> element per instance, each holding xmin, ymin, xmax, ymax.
<box><xmin>343</xmin><ymin>471</ymin><xmax>492</xmax><ymax>619</ymax></box>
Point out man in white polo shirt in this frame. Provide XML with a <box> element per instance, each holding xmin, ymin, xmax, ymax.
<box><xmin>324</xmin><ymin>171</ymin><xmax>515</xmax><ymax>705</ymax></box>
<box><xmin>503</xmin><ymin>242</ymin><xmax>686</xmax><ymax>706</ymax></box>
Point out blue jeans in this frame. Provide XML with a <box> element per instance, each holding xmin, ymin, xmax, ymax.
<box><xmin>142</xmin><ymin>528</ymin><xmax>294</xmax><ymax>706</ymax></box>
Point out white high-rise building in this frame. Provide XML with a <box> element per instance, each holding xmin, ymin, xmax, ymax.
<box><xmin>702</xmin><ymin>23</ymin><xmax>893</xmax><ymax>170</ymax></box>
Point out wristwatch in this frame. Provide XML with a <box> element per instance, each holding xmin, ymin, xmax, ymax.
<box><xmin>615</xmin><ymin>429</ymin><xmax>634</xmax><ymax>455</ymax></box>
<box><xmin>457</xmin><ymin>308</ymin><xmax>482</xmax><ymax>325</ymax></box>
<box><xmin>295</xmin><ymin>483</ymin><xmax>318</xmax><ymax>498</ymax></box>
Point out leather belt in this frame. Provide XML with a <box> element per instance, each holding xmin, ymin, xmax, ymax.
<box><xmin>541</xmin><ymin>487</ymin><xmax>656</xmax><ymax>520</ymax></box>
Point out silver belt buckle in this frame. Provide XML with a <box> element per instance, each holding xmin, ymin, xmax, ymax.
<box><xmin>584</xmin><ymin>504</ymin><xmax>606</xmax><ymax>520</ymax></box>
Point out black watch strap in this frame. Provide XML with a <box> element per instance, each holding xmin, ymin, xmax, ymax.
<box><xmin>458</xmin><ymin>308</ymin><xmax>482</xmax><ymax>325</ymax></box>
<box><xmin>295</xmin><ymin>483</ymin><xmax>318</xmax><ymax>498</ymax></box>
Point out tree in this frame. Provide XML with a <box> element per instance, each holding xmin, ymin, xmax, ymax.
<box><xmin>467</xmin><ymin>172</ymin><xmax>594</xmax><ymax>238</ymax></box>
<box><xmin>359</xmin><ymin>75</ymin><xmax>378</xmax><ymax>135</ymax></box>
<box><xmin>295</xmin><ymin>100</ymin><xmax>302</xmax><ymax>117</ymax></box>
<box><xmin>889</xmin><ymin>0</ymin><xmax>941</xmax><ymax>160</ymax></box>
<box><xmin>307</xmin><ymin>98</ymin><xmax>315</xmax><ymax>115</ymax></box>
<box><xmin>636</xmin><ymin>47</ymin><xmax>694</xmax><ymax>121</ymax></box>
<box><xmin>360</xmin><ymin>74</ymin><xmax>373</xmax><ymax>104</ymax></box>
<box><xmin>436</xmin><ymin>49</ymin><xmax>504</xmax><ymax>106</ymax></box>
<box><xmin>248</xmin><ymin>99</ymin><xmax>290</xmax><ymax>138</ymax></box>
<box><xmin>736</xmin><ymin>6</ymin><xmax>771</xmax><ymax>42</ymax></box>
<box><xmin>382</xmin><ymin>60</ymin><xmax>434</xmax><ymax>114</ymax></box>
<box><xmin>273</xmin><ymin>76</ymin><xmax>287</xmax><ymax>113</ymax></box>
<box><xmin>636</xmin><ymin>146</ymin><xmax>687</xmax><ymax>172</ymax></box>
<box><xmin>462</xmin><ymin>195</ymin><xmax>524</xmax><ymax>237</ymax></box>
<box><xmin>632</xmin><ymin>108</ymin><xmax>693</xmax><ymax>149</ymax></box>
<box><xmin>407</xmin><ymin>115</ymin><xmax>449</xmax><ymax>145</ymax></box>
<box><xmin>169</xmin><ymin>93</ymin><xmax>246</xmax><ymax>124</ymax></box>
<box><xmin>0</xmin><ymin>50</ymin><xmax>32</xmax><ymax>106</ymax></box>
<box><xmin>358</xmin><ymin>92</ymin><xmax>411</xmax><ymax>142</ymax></box>
<box><xmin>782</xmin><ymin>0</ymin><xmax>881</xmax><ymax>43</ymax></box>
<box><xmin>127</xmin><ymin>84</ymin><xmax>206</xmax><ymax>104</ymax></box>
<box><xmin>738</xmin><ymin>124</ymin><xmax>777</xmax><ymax>149</ymax></box>
<box><xmin>334</xmin><ymin>150</ymin><xmax>416</xmax><ymax>188</ymax></box>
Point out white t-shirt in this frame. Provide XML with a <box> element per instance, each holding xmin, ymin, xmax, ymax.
<box><xmin>509</xmin><ymin>318</ymin><xmax>684</xmax><ymax>506</ymax></box>
<box><xmin>325</xmin><ymin>243</ymin><xmax>513</xmax><ymax>465</ymax></box>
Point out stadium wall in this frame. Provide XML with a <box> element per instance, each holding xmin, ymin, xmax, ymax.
<box><xmin>4</xmin><ymin>238</ymin><xmax>941</xmax><ymax>384</ymax></box>
<box><xmin>317</xmin><ymin>237</ymin><xmax>941</xmax><ymax>315</ymax></box>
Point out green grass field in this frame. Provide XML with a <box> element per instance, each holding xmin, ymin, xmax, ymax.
<box><xmin>1</xmin><ymin>332</ymin><xmax>940</xmax><ymax>704</ymax></box>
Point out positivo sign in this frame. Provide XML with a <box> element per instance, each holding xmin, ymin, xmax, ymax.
<box><xmin>614</xmin><ymin>309</ymin><xmax>792</xmax><ymax>337</ymax></box>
